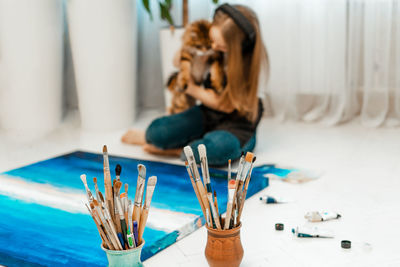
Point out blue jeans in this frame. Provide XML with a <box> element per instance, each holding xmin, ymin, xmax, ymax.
<box><xmin>145</xmin><ymin>106</ymin><xmax>256</xmax><ymax>166</ymax></box>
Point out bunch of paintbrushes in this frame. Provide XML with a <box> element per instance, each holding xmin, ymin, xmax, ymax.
<box><xmin>184</xmin><ymin>145</ymin><xmax>256</xmax><ymax>230</ymax></box>
<box><xmin>81</xmin><ymin>145</ymin><xmax>157</xmax><ymax>250</ymax></box>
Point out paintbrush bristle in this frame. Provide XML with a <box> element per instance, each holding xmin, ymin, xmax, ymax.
<box><xmin>93</xmin><ymin>177</ymin><xmax>97</xmax><ymax>184</ymax></box>
<box><xmin>98</xmin><ymin>191</ymin><xmax>105</xmax><ymax>203</ymax></box>
<box><xmin>114</xmin><ymin>181</ymin><xmax>122</xmax><ymax>193</ymax></box>
<box><xmin>125</xmin><ymin>183</ymin><xmax>128</xmax><ymax>193</ymax></box>
<box><xmin>90</xmin><ymin>202</ymin><xmax>95</xmax><ymax>209</ymax></box>
<box><xmin>80</xmin><ymin>174</ymin><xmax>87</xmax><ymax>185</ymax></box>
<box><xmin>245</xmin><ymin>152</ymin><xmax>254</xmax><ymax>163</ymax></box>
<box><xmin>183</xmin><ymin>146</ymin><xmax>194</xmax><ymax>159</ymax></box>
<box><xmin>115</xmin><ymin>164</ymin><xmax>122</xmax><ymax>176</ymax></box>
<box><xmin>252</xmin><ymin>157</ymin><xmax>257</xmax><ymax>163</ymax></box>
<box><xmin>198</xmin><ymin>144</ymin><xmax>207</xmax><ymax>158</ymax></box>
<box><xmin>120</xmin><ymin>192</ymin><xmax>127</xmax><ymax>198</ymax></box>
<box><xmin>138</xmin><ymin>164</ymin><xmax>146</xmax><ymax>179</ymax></box>
<box><xmin>93</xmin><ymin>199</ymin><xmax>99</xmax><ymax>206</ymax></box>
<box><xmin>228</xmin><ymin>179</ymin><xmax>236</xmax><ymax>189</ymax></box>
<box><xmin>147</xmin><ymin>176</ymin><xmax>157</xmax><ymax>186</ymax></box>
<box><xmin>103</xmin><ymin>145</ymin><xmax>107</xmax><ymax>153</ymax></box>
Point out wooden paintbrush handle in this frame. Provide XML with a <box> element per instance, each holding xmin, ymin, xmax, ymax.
<box><xmin>207</xmin><ymin>195</ymin><xmax>221</xmax><ymax>230</ymax></box>
<box><xmin>133</xmin><ymin>205</ymin><xmax>141</xmax><ymax>229</ymax></box>
<box><xmin>124</xmin><ymin>212</ymin><xmax>129</xmax><ymax>228</ymax></box>
<box><xmin>237</xmin><ymin>187</ymin><xmax>250</xmax><ymax>225</ymax></box>
<box><xmin>100</xmin><ymin>227</ymin><xmax>114</xmax><ymax>250</ymax></box>
<box><xmin>97</xmin><ymin>212</ymin><xmax>121</xmax><ymax>250</ymax></box>
<box><xmin>106</xmin><ymin>219</ymin><xmax>123</xmax><ymax>250</ymax></box>
<box><xmin>91</xmin><ymin>215</ymin><xmax>114</xmax><ymax>250</ymax></box>
<box><xmin>224</xmin><ymin>203</ymin><xmax>233</xmax><ymax>229</ymax></box>
<box><xmin>196</xmin><ymin>181</ymin><xmax>209</xmax><ymax>212</ymax></box>
<box><xmin>138</xmin><ymin>208</ymin><xmax>148</xmax><ymax>244</ymax></box>
<box><xmin>189</xmin><ymin>177</ymin><xmax>206</xmax><ymax>217</ymax></box>
<box><xmin>115</xmin><ymin>218</ymin><xmax>122</xmax><ymax>233</ymax></box>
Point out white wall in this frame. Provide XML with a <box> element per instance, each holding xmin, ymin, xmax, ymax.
<box><xmin>62</xmin><ymin>0</ymin><xmax>213</xmax><ymax>113</ymax></box>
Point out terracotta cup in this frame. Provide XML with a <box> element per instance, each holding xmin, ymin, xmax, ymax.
<box><xmin>205</xmin><ymin>222</ymin><xmax>244</xmax><ymax>267</ymax></box>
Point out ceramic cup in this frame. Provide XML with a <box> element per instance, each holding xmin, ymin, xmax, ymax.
<box><xmin>205</xmin><ymin>223</ymin><xmax>244</xmax><ymax>267</ymax></box>
<box><xmin>101</xmin><ymin>240</ymin><xmax>145</xmax><ymax>267</ymax></box>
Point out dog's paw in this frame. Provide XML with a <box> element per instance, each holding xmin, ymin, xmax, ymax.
<box><xmin>177</xmin><ymin>73</ymin><xmax>189</xmax><ymax>91</ymax></box>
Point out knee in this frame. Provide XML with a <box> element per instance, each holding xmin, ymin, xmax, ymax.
<box><xmin>242</xmin><ymin>135</ymin><xmax>256</xmax><ymax>153</ymax></box>
<box><xmin>145</xmin><ymin>117</ymin><xmax>172</xmax><ymax>149</ymax></box>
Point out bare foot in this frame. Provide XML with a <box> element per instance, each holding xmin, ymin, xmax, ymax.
<box><xmin>121</xmin><ymin>129</ymin><xmax>146</xmax><ymax>145</ymax></box>
<box><xmin>143</xmin><ymin>144</ymin><xmax>182</xmax><ymax>157</ymax></box>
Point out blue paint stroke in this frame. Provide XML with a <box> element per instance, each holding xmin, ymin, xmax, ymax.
<box><xmin>0</xmin><ymin>151</ymin><xmax>273</xmax><ymax>266</ymax></box>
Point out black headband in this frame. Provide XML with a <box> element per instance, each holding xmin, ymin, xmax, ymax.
<box><xmin>214</xmin><ymin>4</ymin><xmax>256</xmax><ymax>52</ymax></box>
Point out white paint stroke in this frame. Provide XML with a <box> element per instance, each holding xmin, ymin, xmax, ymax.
<box><xmin>0</xmin><ymin>174</ymin><xmax>199</xmax><ymax>234</ymax></box>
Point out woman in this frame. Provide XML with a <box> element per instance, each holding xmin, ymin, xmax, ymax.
<box><xmin>122</xmin><ymin>4</ymin><xmax>269</xmax><ymax>166</ymax></box>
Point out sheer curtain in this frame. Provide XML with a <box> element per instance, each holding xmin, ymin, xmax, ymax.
<box><xmin>218</xmin><ymin>0</ymin><xmax>400</xmax><ymax>127</ymax></box>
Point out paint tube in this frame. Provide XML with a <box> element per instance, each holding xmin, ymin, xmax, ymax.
<box><xmin>305</xmin><ymin>211</ymin><xmax>341</xmax><ymax>222</ymax></box>
<box><xmin>259</xmin><ymin>195</ymin><xmax>291</xmax><ymax>204</ymax></box>
<box><xmin>292</xmin><ymin>226</ymin><xmax>334</xmax><ymax>238</ymax></box>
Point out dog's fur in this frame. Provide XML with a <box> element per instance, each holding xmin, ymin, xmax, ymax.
<box><xmin>167</xmin><ymin>20</ymin><xmax>226</xmax><ymax>114</ymax></box>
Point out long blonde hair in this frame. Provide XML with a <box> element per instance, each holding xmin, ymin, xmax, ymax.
<box><xmin>213</xmin><ymin>5</ymin><xmax>269</xmax><ymax>122</ymax></box>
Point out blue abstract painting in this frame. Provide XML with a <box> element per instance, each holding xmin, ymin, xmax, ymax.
<box><xmin>0</xmin><ymin>151</ymin><xmax>272</xmax><ymax>266</ymax></box>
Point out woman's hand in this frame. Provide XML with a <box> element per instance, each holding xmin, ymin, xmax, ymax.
<box><xmin>186</xmin><ymin>79</ymin><xmax>234</xmax><ymax>113</ymax></box>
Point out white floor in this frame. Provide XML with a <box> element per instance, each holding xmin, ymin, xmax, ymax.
<box><xmin>1</xmin><ymin>111</ymin><xmax>400</xmax><ymax>267</ymax></box>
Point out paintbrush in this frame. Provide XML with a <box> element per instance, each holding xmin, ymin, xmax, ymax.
<box><xmin>120</xmin><ymin>192</ymin><xmax>129</xmax><ymax>228</ymax></box>
<box><xmin>185</xmin><ymin>161</ymin><xmax>207</xmax><ymax>217</ymax></box>
<box><xmin>93</xmin><ymin>177</ymin><xmax>102</xmax><ymax>203</ymax></box>
<box><xmin>115</xmin><ymin>164</ymin><xmax>122</xmax><ymax>181</ymax></box>
<box><xmin>117</xmin><ymin>192</ymin><xmax>129</xmax><ymax>246</ymax></box>
<box><xmin>234</xmin><ymin>153</ymin><xmax>254</xmax><ymax>213</ymax></box>
<box><xmin>113</xmin><ymin>181</ymin><xmax>125</xmax><ymax>248</ymax></box>
<box><xmin>224</xmin><ymin>179</ymin><xmax>236</xmax><ymax>229</ymax></box>
<box><xmin>214</xmin><ymin>190</ymin><xmax>219</xmax><ymax>217</ymax></box>
<box><xmin>124</xmin><ymin>183</ymin><xmax>129</xmax><ymax>226</ymax></box>
<box><xmin>238</xmin><ymin>152</ymin><xmax>254</xmax><ymax>190</ymax></box>
<box><xmin>103</xmin><ymin>145</ymin><xmax>114</xmax><ymax>225</ymax></box>
<box><xmin>206</xmin><ymin>209</ymin><xmax>211</xmax><ymax>227</ymax></box>
<box><xmin>198</xmin><ymin>144</ymin><xmax>220</xmax><ymax>228</ymax></box>
<box><xmin>133</xmin><ymin>164</ymin><xmax>146</xmax><ymax>230</ymax></box>
<box><xmin>88</xmin><ymin>202</ymin><xmax>111</xmax><ymax>248</ymax></box>
<box><xmin>207</xmin><ymin>192</ymin><xmax>221</xmax><ymax>229</ymax></box>
<box><xmin>236</xmin><ymin>156</ymin><xmax>256</xmax><ymax>225</ymax></box>
<box><xmin>198</xmin><ymin>144</ymin><xmax>211</xmax><ymax>191</ymax></box>
<box><xmin>92</xmin><ymin>199</ymin><xmax>121</xmax><ymax>250</ymax></box>
<box><xmin>86</xmin><ymin>203</ymin><xmax>113</xmax><ymax>250</ymax></box>
<box><xmin>226</xmin><ymin>153</ymin><xmax>246</xmax><ymax>229</ymax></box>
<box><xmin>112</xmin><ymin>180</ymin><xmax>118</xmax><ymax>226</ymax></box>
<box><xmin>133</xmin><ymin>221</ymin><xmax>139</xmax><ymax>247</ymax></box>
<box><xmin>138</xmin><ymin>176</ymin><xmax>157</xmax><ymax>244</ymax></box>
<box><xmin>128</xmin><ymin>200</ymin><xmax>134</xmax><ymax>246</ymax></box>
<box><xmin>228</xmin><ymin>159</ymin><xmax>232</xmax><ymax>181</ymax></box>
<box><xmin>183</xmin><ymin>146</ymin><xmax>209</xmax><ymax>219</ymax></box>
<box><xmin>98</xmin><ymin>191</ymin><xmax>121</xmax><ymax>249</ymax></box>
<box><xmin>236</xmin><ymin>152</ymin><xmax>245</xmax><ymax>180</ymax></box>
<box><xmin>227</xmin><ymin>159</ymin><xmax>232</xmax><ymax>201</ymax></box>
<box><xmin>127</xmin><ymin>201</ymin><xmax>135</xmax><ymax>248</ymax></box>
<box><xmin>80</xmin><ymin>174</ymin><xmax>94</xmax><ymax>203</ymax></box>
<box><xmin>235</xmin><ymin>152</ymin><xmax>254</xmax><ymax>218</ymax></box>
<box><xmin>92</xmin><ymin>201</ymin><xmax>122</xmax><ymax>250</ymax></box>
